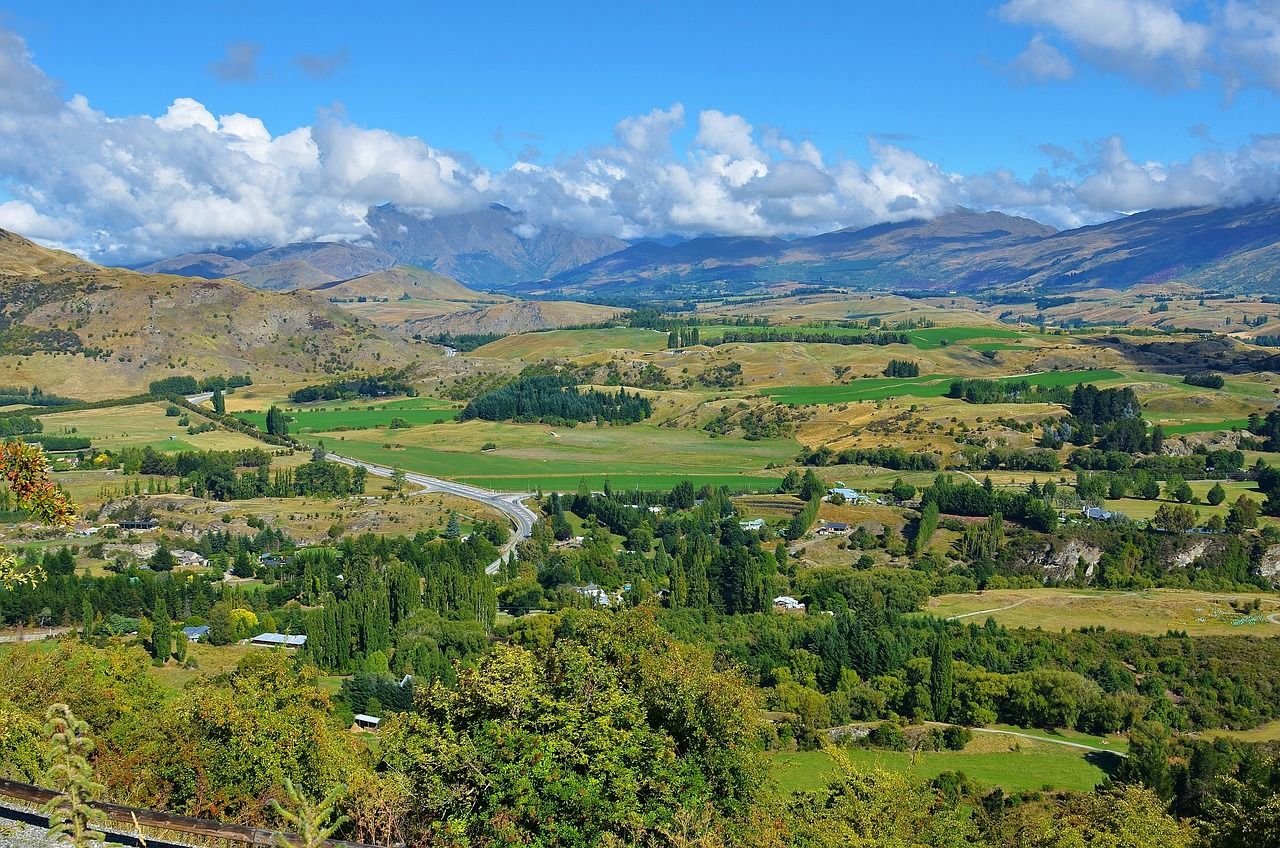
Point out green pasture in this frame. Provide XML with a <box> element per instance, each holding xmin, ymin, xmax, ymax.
<box><xmin>237</xmin><ymin>397</ymin><xmax>460</xmax><ymax>434</ymax></box>
<box><xmin>768</xmin><ymin>742</ymin><xmax>1116</xmax><ymax>795</ymax></box>
<box><xmin>765</xmin><ymin>369</ymin><xmax>1123</xmax><ymax>406</ymax></box>
<box><xmin>305</xmin><ymin>419</ymin><xmax>795</xmax><ymax>492</ymax></box>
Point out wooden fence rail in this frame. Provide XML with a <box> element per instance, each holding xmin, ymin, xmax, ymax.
<box><xmin>0</xmin><ymin>779</ymin><xmax>383</xmax><ymax>848</ymax></box>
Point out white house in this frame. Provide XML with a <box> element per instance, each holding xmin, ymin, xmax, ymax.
<box><xmin>773</xmin><ymin>595</ymin><xmax>806</xmax><ymax>611</ymax></box>
<box><xmin>739</xmin><ymin>518</ymin><xmax>766</xmax><ymax>531</ymax></box>
<box><xmin>573</xmin><ymin>583</ymin><xmax>612</xmax><ymax>607</ymax></box>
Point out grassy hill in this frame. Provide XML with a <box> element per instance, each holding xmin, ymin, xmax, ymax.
<box><xmin>313</xmin><ymin>265</ymin><xmax>508</xmax><ymax>303</ymax></box>
<box><xmin>0</xmin><ymin>229</ymin><xmax>417</xmax><ymax>399</ymax></box>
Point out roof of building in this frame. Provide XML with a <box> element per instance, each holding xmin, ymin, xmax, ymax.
<box><xmin>352</xmin><ymin>714</ymin><xmax>381</xmax><ymax>725</ymax></box>
<box><xmin>1083</xmin><ymin>506</ymin><xmax>1115</xmax><ymax>520</ymax></box>
<box><xmin>182</xmin><ymin>625</ymin><xmax>210</xmax><ymax>637</ymax></box>
<box><xmin>250</xmin><ymin>632</ymin><xmax>306</xmax><ymax>647</ymax></box>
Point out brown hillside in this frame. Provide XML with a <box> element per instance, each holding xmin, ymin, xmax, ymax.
<box><xmin>0</xmin><ymin>229</ymin><xmax>418</xmax><ymax>399</ymax></box>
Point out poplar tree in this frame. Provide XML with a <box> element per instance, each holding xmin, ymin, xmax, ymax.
<box><xmin>930</xmin><ymin>630</ymin><xmax>954</xmax><ymax>723</ymax></box>
<box><xmin>151</xmin><ymin>596</ymin><xmax>172</xmax><ymax>664</ymax></box>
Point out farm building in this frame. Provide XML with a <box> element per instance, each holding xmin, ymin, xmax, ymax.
<box><xmin>182</xmin><ymin>625</ymin><xmax>210</xmax><ymax>643</ymax></box>
<box><xmin>773</xmin><ymin>595</ymin><xmax>805</xmax><ymax>611</ymax></box>
<box><xmin>351</xmin><ymin>714</ymin><xmax>381</xmax><ymax>732</ymax></box>
<box><xmin>249</xmin><ymin>632</ymin><xmax>307</xmax><ymax>648</ymax></box>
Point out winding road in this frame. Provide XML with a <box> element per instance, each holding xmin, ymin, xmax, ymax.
<box><xmin>327</xmin><ymin>455</ymin><xmax>537</xmax><ymax>574</ymax></box>
<box><xmin>185</xmin><ymin>393</ymin><xmax>537</xmax><ymax>573</ymax></box>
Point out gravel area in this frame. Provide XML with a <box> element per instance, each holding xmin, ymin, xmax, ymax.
<box><xmin>0</xmin><ymin>821</ymin><xmax>65</xmax><ymax>848</ymax></box>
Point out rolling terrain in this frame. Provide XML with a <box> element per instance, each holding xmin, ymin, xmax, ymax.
<box><xmin>0</xmin><ymin>230</ymin><xmax>415</xmax><ymax>399</ymax></box>
<box><xmin>540</xmin><ymin>203</ymin><xmax>1280</xmax><ymax>297</ymax></box>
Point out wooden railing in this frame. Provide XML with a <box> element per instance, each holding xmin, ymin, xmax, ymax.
<box><xmin>0</xmin><ymin>779</ymin><xmax>382</xmax><ymax>848</ymax></box>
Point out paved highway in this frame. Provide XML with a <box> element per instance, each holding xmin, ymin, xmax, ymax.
<box><xmin>327</xmin><ymin>454</ymin><xmax>537</xmax><ymax>574</ymax></box>
<box><xmin>185</xmin><ymin>393</ymin><xmax>537</xmax><ymax>573</ymax></box>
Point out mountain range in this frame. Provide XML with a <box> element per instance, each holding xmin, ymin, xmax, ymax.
<box><xmin>137</xmin><ymin>204</ymin><xmax>626</xmax><ymax>291</ymax></box>
<box><xmin>131</xmin><ymin>201</ymin><xmax>1280</xmax><ymax>297</ymax></box>
<box><xmin>536</xmin><ymin>203</ymin><xmax>1280</xmax><ymax>297</ymax></box>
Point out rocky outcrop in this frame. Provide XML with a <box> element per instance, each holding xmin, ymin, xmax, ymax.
<box><xmin>1016</xmin><ymin>540</ymin><xmax>1103</xmax><ymax>583</ymax></box>
<box><xmin>1258</xmin><ymin>545</ymin><xmax>1280</xmax><ymax>584</ymax></box>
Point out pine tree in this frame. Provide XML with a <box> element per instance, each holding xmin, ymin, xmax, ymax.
<box><xmin>444</xmin><ymin>512</ymin><xmax>462</xmax><ymax>540</ymax></box>
<box><xmin>151</xmin><ymin>596</ymin><xmax>171</xmax><ymax>664</ymax></box>
<box><xmin>930</xmin><ymin>630</ymin><xmax>954</xmax><ymax>723</ymax></box>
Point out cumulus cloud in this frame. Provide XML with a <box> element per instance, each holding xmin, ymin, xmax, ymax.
<box><xmin>207</xmin><ymin>41</ymin><xmax>263</xmax><ymax>83</ymax></box>
<box><xmin>1000</xmin><ymin>0</ymin><xmax>1280</xmax><ymax>96</ymax></box>
<box><xmin>294</xmin><ymin>48</ymin><xmax>350</xmax><ymax>80</ymax></box>
<box><xmin>1008</xmin><ymin>34</ymin><xmax>1075</xmax><ymax>82</ymax></box>
<box><xmin>2</xmin><ymin>26</ymin><xmax>1280</xmax><ymax>262</ymax></box>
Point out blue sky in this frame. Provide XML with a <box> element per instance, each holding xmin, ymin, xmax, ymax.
<box><xmin>1</xmin><ymin>0</ymin><xmax>1278</xmax><ymax>260</ymax></box>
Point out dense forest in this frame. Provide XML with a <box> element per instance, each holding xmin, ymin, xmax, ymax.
<box><xmin>460</xmin><ymin>375</ymin><xmax>652</xmax><ymax>425</ymax></box>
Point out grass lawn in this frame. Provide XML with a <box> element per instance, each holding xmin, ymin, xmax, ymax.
<box><xmin>766</xmin><ymin>369</ymin><xmax>1123</xmax><ymax>406</ymax></box>
<box><xmin>768</xmin><ymin>737</ymin><xmax>1117</xmax><ymax>795</ymax></box>
<box><xmin>922</xmin><ymin>588</ymin><xmax>1280</xmax><ymax>636</ymax></box>
<box><xmin>148</xmin><ymin>642</ymin><xmax>257</xmax><ymax>693</ymax></box>
<box><xmin>308</xmin><ymin>420</ymin><xmax>795</xmax><ymax>492</ymax></box>
<box><xmin>1154</xmin><ymin>418</ymin><xmax>1250</xmax><ymax>435</ymax></box>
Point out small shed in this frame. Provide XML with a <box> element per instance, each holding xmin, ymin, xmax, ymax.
<box><xmin>351</xmin><ymin>714</ymin><xmax>381</xmax><ymax>732</ymax></box>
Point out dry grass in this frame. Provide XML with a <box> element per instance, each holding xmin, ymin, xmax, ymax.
<box><xmin>923</xmin><ymin>588</ymin><xmax>1280</xmax><ymax>636</ymax></box>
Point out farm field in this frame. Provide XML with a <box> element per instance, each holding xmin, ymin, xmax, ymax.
<box><xmin>39</xmin><ymin>402</ymin><xmax>266</xmax><ymax>453</ymax></box>
<box><xmin>304</xmin><ymin>419</ymin><xmax>795</xmax><ymax>492</ymax></box>
<box><xmin>470</xmin><ymin>327</ymin><xmax>669</xmax><ymax>360</ymax></box>
<box><xmin>768</xmin><ymin>733</ymin><xmax>1117</xmax><ymax>795</ymax></box>
<box><xmin>1102</xmin><ymin>479</ymin><xmax>1270</xmax><ymax>524</ymax></box>
<box><xmin>923</xmin><ymin>588</ymin><xmax>1280</xmax><ymax>636</ymax></box>
<box><xmin>765</xmin><ymin>369</ymin><xmax>1124</xmax><ymax>406</ymax></box>
<box><xmin>235</xmin><ymin>395</ymin><xmax>461</xmax><ymax>434</ymax></box>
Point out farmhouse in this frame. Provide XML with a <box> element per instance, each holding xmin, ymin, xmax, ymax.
<box><xmin>816</xmin><ymin>521</ymin><xmax>850</xmax><ymax>535</ymax></box>
<box><xmin>773</xmin><ymin>595</ymin><xmax>805</xmax><ymax>611</ymax></box>
<box><xmin>1082</xmin><ymin>506</ymin><xmax>1119</xmax><ymax>521</ymax></box>
<box><xmin>249</xmin><ymin>632</ymin><xmax>307</xmax><ymax>648</ymax></box>
<box><xmin>119</xmin><ymin>519</ymin><xmax>160</xmax><ymax>531</ymax></box>
<box><xmin>572</xmin><ymin>583</ymin><xmax>612</xmax><ymax>607</ymax></box>
<box><xmin>182</xmin><ymin>625</ymin><xmax>210</xmax><ymax>642</ymax></box>
<box><xmin>172</xmin><ymin>549</ymin><xmax>208</xmax><ymax>569</ymax></box>
<box><xmin>738</xmin><ymin>518</ymin><xmax>766</xmax><ymax>531</ymax></box>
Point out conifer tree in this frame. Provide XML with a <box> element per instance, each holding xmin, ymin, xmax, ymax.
<box><xmin>151</xmin><ymin>596</ymin><xmax>171</xmax><ymax>664</ymax></box>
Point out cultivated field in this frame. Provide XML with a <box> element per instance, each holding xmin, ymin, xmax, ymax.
<box><xmin>304</xmin><ymin>419</ymin><xmax>796</xmax><ymax>492</ymax></box>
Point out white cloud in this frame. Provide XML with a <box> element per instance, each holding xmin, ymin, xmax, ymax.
<box><xmin>1008</xmin><ymin>34</ymin><xmax>1076</xmax><ymax>82</ymax></box>
<box><xmin>1000</xmin><ymin>0</ymin><xmax>1280</xmax><ymax>95</ymax></box>
<box><xmin>1</xmin><ymin>26</ymin><xmax>1280</xmax><ymax>262</ymax></box>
